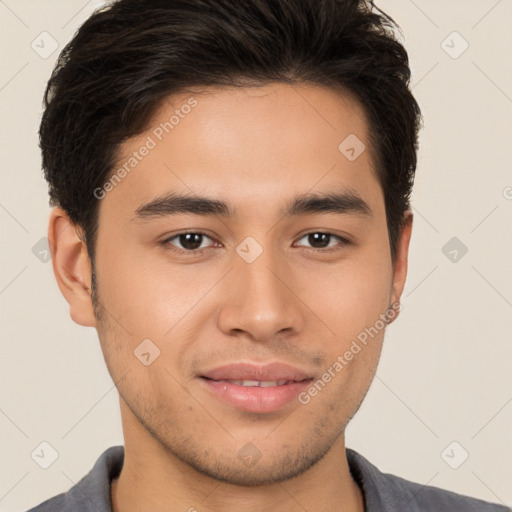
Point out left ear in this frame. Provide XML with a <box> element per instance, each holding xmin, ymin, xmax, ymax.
<box><xmin>389</xmin><ymin>210</ymin><xmax>413</xmax><ymax>318</ymax></box>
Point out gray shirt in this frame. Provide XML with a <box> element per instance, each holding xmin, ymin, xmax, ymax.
<box><xmin>26</xmin><ymin>445</ymin><xmax>510</xmax><ymax>511</ymax></box>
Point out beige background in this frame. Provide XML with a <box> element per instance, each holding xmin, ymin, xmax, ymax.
<box><xmin>1</xmin><ymin>0</ymin><xmax>511</xmax><ymax>510</ymax></box>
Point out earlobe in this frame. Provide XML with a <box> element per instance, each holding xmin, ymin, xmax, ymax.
<box><xmin>388</xmin><ymin>211</ymin><xmax>413</xmax><ymax>322</ymax></box>
<box><xmin>48</xmin><ymin>208</ymin><xmax>96</xmax><ymax>327</ymax></box>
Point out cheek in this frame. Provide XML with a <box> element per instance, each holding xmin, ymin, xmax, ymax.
<box><xmin>306</xmin><ymin>245</ymin><xmax>391</xmax><ymax>389</ymax></box>
<box><xmin>94</xmin><ymin>237</ymin><xmax>217</xmax><ymax>338</ymax></box>
<box><xmin>319</xmin><ymin>253</ymin><xmax>392</xmax><ymax>335</ymax></box>
<box><xmin>300</xmin><ymin>268</ymin><xmax>389</xmax><ymax>413</ymax></box>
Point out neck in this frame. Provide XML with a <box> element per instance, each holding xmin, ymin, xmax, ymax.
<box><xmin>111</xmin><ymin>404</ymin><xmax>364</xmax><ymax>512</ymax></box>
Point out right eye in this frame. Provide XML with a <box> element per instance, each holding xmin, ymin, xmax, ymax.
<box><xmin>162</xmin><ymin>231</ymin><xmax>219</xmax><ymax>254</ymax></box>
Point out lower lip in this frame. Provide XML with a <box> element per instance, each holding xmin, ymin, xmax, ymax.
<box><xmin>199</xmin><ymin>378</ymin><xmax>313</xmax><ymax>413</ymax></box>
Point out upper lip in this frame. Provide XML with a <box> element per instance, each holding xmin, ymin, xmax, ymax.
<box><xmin>200</xmin><ymin>362</ymin><xmax>313</xmax><ymax>382</ymax></box>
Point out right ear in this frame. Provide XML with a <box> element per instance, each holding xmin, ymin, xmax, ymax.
<box><xmin>48</xmin><ymin>208</ymin><xmax>96</xmax><ymax>327</ymax></box>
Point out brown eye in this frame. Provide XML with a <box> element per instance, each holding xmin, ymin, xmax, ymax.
<box><xmin>295</xmin><ymin>232</ymin><xmax>349</xmax><ymax>251</ymax></box>
<box><xmin>306</xmin><ymin>233</ymin><xmax>331</xmax><ymax>249</ymax></box>
<box><xmin>164</xmin><ymin>232</ymin><xmax>215</xmax><ymax>252</ymax></box>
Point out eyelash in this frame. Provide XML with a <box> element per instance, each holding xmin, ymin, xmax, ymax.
<box><xmin>161</xmin><ymin>230</ymin><xmax>350</xmax><ymax>255</ymax></box>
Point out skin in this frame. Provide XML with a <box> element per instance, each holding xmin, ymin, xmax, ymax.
<box><xmin>50</xmin><ymin>83</ymin><xmax>413</xmax><ymax>512</ymax></box>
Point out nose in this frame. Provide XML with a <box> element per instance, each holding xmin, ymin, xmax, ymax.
<box><xmin>217</xmin><ymin>247</ymin><xmax>306</xmax><ymax>342</ymax></box>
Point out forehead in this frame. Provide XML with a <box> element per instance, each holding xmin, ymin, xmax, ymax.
<box><xmin>104</xmin><ymin>83</ymin><xmax>382</xmax><ymax>219</ymax></box>
<box><xmin>144</xmin><ymin>82</ymin><xmax>373</xmax><ymax>167</ymax></box>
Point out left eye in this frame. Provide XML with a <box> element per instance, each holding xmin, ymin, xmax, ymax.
<box><xmin>295</xmin><ymin>232</ymin><xmax>348</xmax><ymax>250</ymax></box>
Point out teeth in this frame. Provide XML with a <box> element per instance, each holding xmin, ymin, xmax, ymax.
<box><xmin>236</xmin><ymin>380</ymin><xmax>261</xmax><ymax>387</ymax></box>
<box><xmin>260</xmin><ymin>380</ymin><xmax>281</xmax><ymax>387</ymax></box>
<box><xmin>224</xmin><ymin>379</ymin><xmax>290</xmax><ymax>387</ymax></box>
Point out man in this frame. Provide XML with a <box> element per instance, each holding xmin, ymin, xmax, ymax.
<box><xmin>27</xmin><ymin>0</ymin><xmax>509</xmax><ymax>510</ymax></box>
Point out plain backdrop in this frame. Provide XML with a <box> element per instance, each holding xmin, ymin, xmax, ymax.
<box><xmin>1</xmin><ymin>1</ymin><xmax>511</xmax><ymax>510</ymax></box>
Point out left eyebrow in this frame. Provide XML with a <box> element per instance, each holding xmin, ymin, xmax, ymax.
<box><xmin>284</xmin><ymin>190</ymin><xmax>372</xmax><ymax>218</ymax></box>
<box><xmin>133</xmin><ymin>189</ymin><xmax>372</xmax><ymax>220</ymax></box>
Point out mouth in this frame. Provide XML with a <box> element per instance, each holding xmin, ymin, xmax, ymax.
<box><xmin>198</xmin><ymin>362</ymin><xmax>315</xmax><ymax>413</ymax></box>
<box><xmin>202</xmin><ymin>378</ymin><xmax>306</xmax><ymax>387</ymax></box>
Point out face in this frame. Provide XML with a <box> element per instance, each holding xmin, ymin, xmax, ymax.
<box><xmin>84</xmin><ymin>83</ymin><xmax>409</xmax><ymax>485</ymax></box>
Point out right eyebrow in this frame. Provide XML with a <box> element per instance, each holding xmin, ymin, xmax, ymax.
<box><xmin>134</xmin><ymin>194</ymin><xmax>232</xmax><ymax>220</ymax></box>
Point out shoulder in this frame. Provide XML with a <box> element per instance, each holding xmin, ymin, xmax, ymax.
<box><xmin>25</xmin><ymin>445</ymin><xmax>124</xmax><ymax>512</ymax></box>
<box><xmin>346</xmin><ymin>448</ymin><xmax>510</xmax><ymax>512</ymax></box>
<box><xmin>380</xmin><ymin>468</ymin><xmax>509</xmax><ymax>511</ymax></box>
